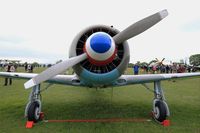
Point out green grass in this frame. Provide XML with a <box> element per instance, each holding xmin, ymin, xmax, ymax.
<box><xmin>0</xmin><ymin>68</ymin><xmax>200</xmax><ymax>133</ymax></box>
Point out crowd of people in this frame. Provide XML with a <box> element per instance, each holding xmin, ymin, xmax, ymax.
<box><xmin>1</xmin><ymin>62</ymin><xmax>34</xmax><ymax>86</ymax></box>
<box><xmin>133</xmin><ymin>63</ymin><xmax>198</xmax><ymax>75</ymax></box>
<box><xmin>1</xmin><ymin>60</ymin><xmax>199</xmax><ymax>85</ymax></box>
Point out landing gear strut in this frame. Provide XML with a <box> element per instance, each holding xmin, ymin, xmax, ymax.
<box><xmin>25</xmin><ymin>84</ymin><xmax>42</xmax><ymax>122</ymax></box>
<box><xmin>152</xmin><ymin>81</ymin><xmax>170</xmax><ymax>122</ymax></box>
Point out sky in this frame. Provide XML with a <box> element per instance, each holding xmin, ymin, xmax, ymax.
<box><xmin>0</xmin><ymin>0</ymin><xmax>200</xmax><ymax>64</ymax></box>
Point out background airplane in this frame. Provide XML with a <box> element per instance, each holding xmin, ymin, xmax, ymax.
<box><xmin>149</xmin><ymin>58</ymin><xmax>166</xmax><ymax>67</ymax></box>
<box><xmin>0</xmin><ymin>9</ymin><xmax>200</xmax><ymax>124</ymax></box>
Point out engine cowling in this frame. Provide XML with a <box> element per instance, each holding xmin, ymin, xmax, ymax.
<box><xmin>69</xmin><ymin>25</ymin><xmax>130</xmax><ymax>87</ymax></box>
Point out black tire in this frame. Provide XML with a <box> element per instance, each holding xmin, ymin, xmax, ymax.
<box><xmin>153</xmin><ymin>101</ymin><xmax>167</xmax><ymax>122</ymax></box>
<box><xmin>27</xmin><ymin>101</ymin><xmax>40</xmax><ymax>123</ymax></box>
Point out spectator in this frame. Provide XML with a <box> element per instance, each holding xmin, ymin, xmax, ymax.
<box><xmin>166</xmin><ymin>65</ymin><xmax>170</xmax><ymax>73</ymax></box>
<box><xmin>4</xmin><ymin>63</ymin><xmax>15</xmax><ymax>86</ymax></box>
<box><xmin>24</xmin><ymin>62</ymin><xmax>28</xmax><ymax>72</ymax></box>
<box><xmin>160</xmin><ymin>65</ymin><xmax>166</xmax><ymax>73</ymax></box>
<box><xmin>177</xmin><ymin>65</ymin><xmax>186</xmax><ymax>73</ymax></box>
<box><xmin>27</xmin><ymin>64</ymin><xmax>33</xmax><ymax>73</ymax></box>
<box><xmin>172</xmin><ymin>63</ymin><xmax>177</xmax><ymax>73</ymax></box>
<box><xmin>133</xmin><ymin>64</ymin><xmax>139</xmax><ymax>75</ymax></box>
<box><xmin>192</xmin><ymin>66</ymin><xmax>196</xmax><ymax>72</ymax></box>
<box><xmin>152</xmin><ymin>65</ymin><xmax>157</xmax><ymax>74</ymax></box>
<box><xmin>187</xmin><ymin>66</ymin><xmax>191</xmax><ymax>72</ymax></box>
<box><xmin>30</xmin><ymin>64</ymin><xmax>33</xmax><ymax>73</ymax></box>
<box><xmin>144</xmin><ymin>65</ymin><xmax>149</xmax><ymax>74</ymax></box>
<box><xmin>169</xmin><ymin>65</ymin><xmax>173</xmax><ymax>73</ymax></box>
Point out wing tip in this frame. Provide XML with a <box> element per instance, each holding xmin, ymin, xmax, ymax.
<box><xmin>24</xmin><ymin>79</ymin><xmax>35</xmax><ymax>89</ymax></box>
<box><xmin>159</xmin><ymin>9</ymin><xmax>168</xmax><ymax>19</ymax></box>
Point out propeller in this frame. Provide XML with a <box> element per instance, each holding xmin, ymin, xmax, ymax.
<box><xmin>155</xmin><ymin>58</ymin><xmax>159</xmax><ymax>62</ymax></box>
<box><xmin>161</xmin><ymin>58</ymin><xmax>165</xmax><ymax>62</ymax></box>
<box><xmin>24</xmin><ymin>53</ymin><xmax>87</xmax><ymax>89</ymax></box>
<box><xmin>155</xmin><ymin>58</ymin><xmax>166</xmax><ymax>66</ymax></box>
<box><xmin>160</xmin><ymin>58</ymin><xmax>165</xmax><ymax>65</ymax></box>
<box><xmin>24</xmin><ymin>9</ymin><xmax>168</xmax><ymax>89</ymax></box>
<box><xmin>113</xmin><ymin>9</ymin><xmax>168</xmax><ymax>44</ymax></box>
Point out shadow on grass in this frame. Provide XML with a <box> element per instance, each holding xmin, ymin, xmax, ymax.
<box><xmin>42</xmin><ymin>98</ymin><xmax>152</xmax><ymax>120</ymax></box>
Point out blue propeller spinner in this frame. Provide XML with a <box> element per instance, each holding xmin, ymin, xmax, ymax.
<box><xmin>90</xmin><ymin>33</ymin><xmax>111</xmax><ymax>53</ymax></box>
<box><xmin>85</xmin><ymin>32</ymin><xmax>116</xmax><ymax>66</ymax></box>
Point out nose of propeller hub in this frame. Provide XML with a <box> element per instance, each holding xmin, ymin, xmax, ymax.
<box><xmin>84</xmin><ymin>32</ymin><xmax>116</xmax><ymax>66</ymax></box>
<box><xmin>90</xmin><ymin>33</ymin><xmax>111</xmax><ymax>53</ymax></box>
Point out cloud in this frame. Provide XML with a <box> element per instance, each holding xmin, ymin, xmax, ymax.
<box><xmin>0</xmin><ymin>0</ymin><xmax>199</xmax><ymax>64</ymax></box>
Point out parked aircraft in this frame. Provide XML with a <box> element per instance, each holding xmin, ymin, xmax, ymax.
<box><xmin>149</xmin><ymin>58</ymin><xmax>172</xmax><ymax>67</ymax></box>
<box><xmin>1</xmin><ymin>9</ymin><xmax>200</xmax><ymax>123</ymax></box>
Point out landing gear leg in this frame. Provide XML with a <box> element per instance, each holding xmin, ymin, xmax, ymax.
<box><xmin>25</xmin><ymin>84</ymin><xmax>42</xmax><ymax>123</ymax></box>
<box><xmin>152</xmin><ymin>81</ymin><xmax>170</xmax><ymax>122</ymax></box>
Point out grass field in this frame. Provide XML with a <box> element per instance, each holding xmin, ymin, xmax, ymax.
<box><xmin>0</xmin><ymin>67</ymin><xmax>200</xmax><ymax>133</ymax></box>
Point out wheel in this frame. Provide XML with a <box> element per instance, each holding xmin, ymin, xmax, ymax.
<box><xmin>153</xmin><ymin>100</ymin><xmax>167</xmax><ymax>122</ymax></box>
<box><xmin>27</xmin><ymin>101</ymin><xmax>41</xmax><ymax>122</ymax></box>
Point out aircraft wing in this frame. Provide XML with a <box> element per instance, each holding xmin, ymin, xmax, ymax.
<box><xmin>1</xmin><ymin>72</ymin><xmax>200</xmax><ymax>87</ymax></box>
<box><xmin>117</xmin><ymin>72</ymin><xmax>200</xmax><ymax>85</ymax></box>
<box><xmin>0</xmin><ymin>72</ymin><xmax>80</xmax><ymax>86</ymax></box>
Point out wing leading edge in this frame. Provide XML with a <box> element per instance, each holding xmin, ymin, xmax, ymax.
<box><xmin>0</xmin><ymin>72</ymin><xmax>80</xmax><ymax>87</ymax></box>
<box><xmin>117</xmin><ymin>72</ymin><xmax>200</xmax><ymax>85</ymax></box>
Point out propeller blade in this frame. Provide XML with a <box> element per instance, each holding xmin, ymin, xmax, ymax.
<box><xmin>155</xmin><ymin>58</ymin><xmax>159</xmax><ymax>61</ymax></box>
<box><xmin>113</xmin><ymin>9</ymin><xmax>168</xmax><ymax>44</ymax></box>
<box><xmin>24</xmin><ymin>53</ymin><xmax>87</xmax><ymax>89</ymax></box>
<box><xmin>161</xmin><ymin>58</ymin><xmax>165</xmax><ymax>62</ymax></box>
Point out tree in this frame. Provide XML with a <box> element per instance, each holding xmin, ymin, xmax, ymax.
<box><xmin>32</xmin><ymin>62</ymin><xmax>39</xmax><ymax>67</ymax></box>
<box><xmin>47</xmin><ymin>64</ymin><xmax>52</xmax><ymax>67</ymax></box>
<box><xmin>189</xmin><ymin>54</ymin><xmax>200</xmax><ymax>66</ymax></box>
<box><xmin>140</xmin><ymin>62</ymin><xmax>148</xmax><ymax>67</ymax></box>
<box><xmin>128</xmin><ymin>63</ymin><xmax>134</xmax><ymax>68</ymax></box>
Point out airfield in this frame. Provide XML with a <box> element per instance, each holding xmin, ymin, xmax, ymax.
<box><xmin>0</xmin><ymin>67</ymin><xmax>200</xmax><ymax>133</ymax></box>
